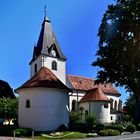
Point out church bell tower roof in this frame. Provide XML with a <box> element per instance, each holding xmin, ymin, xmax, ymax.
<box><xmin>30</xmin><ymin>15</ymin><xmax>67</xmax><ymax>64</ymax></box>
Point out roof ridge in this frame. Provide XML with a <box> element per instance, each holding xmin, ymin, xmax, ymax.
<box><xmin>68</xmin><ymin>74</ymin><xmax>95</xmax><ymax>80</ymax></box>
<box><xmin>68</xmin><ymin>74</ymin><xmax>121</xmax><ymax>96</ymax></box>
<box><xmin>79</xmin><ymin>87</ymin><xmax>110</xmax><ymax>103</ymax></box>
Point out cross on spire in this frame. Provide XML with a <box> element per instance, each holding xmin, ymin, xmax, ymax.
<box><xmin>44</xmin><ymin>5</ymin><xmax>47</xmax><ymax>17</ymax></box>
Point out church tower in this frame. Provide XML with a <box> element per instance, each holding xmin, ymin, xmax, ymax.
<box><xmin>29</xmin><ymin>16</ymin><xmax>67</xmax><ymax>84</ymax></box>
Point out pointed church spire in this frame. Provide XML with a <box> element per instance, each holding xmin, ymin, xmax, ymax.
<box><xmin>30</xmin><ymin>12</ymin><xmax>66</xmax><ymax>64</ymax></box>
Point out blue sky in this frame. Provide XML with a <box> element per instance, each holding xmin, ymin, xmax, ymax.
<box><xmin>0</xmin><ymin>0</ymin><xmax>129</xmax><ymax>103</ymax></box>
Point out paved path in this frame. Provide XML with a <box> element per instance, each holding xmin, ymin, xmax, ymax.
<box><xmin>0</xmin><ymin>133</ymin><xmax>140</xmax><ymax>140</ymax></box>
<box><xmin>0</xmin><ymin>137</ymin><xmax>29</xmax><ymax>140</ymax></box>
<box><xmin>77</xmin><ymin>133</ymin><xmax>140</xmax><ymax>140</ymax></box>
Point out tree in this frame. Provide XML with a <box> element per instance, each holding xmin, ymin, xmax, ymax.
<box><xmin>92</xmin><ymin>0</ymin><xmax>140</xmax><ymax>123</ymax></box>
<box><xmin>0</xmin><ymin>97</ymin><xmax>18</xmax><ymax>124</ymax></box>
<box><xmin>123</xmin><ymin>93</ymin><xmax>136</xmax><ymax>120</ymax></box>
<box><xmin>0</xmin><ymin>80</ymin><xmax>15</xmax><ymax>99</ymax></box>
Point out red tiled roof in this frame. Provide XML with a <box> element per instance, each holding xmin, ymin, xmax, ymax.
<box><xmin>80</xmin><ymin>88</ymin><xmax>110</xmax><ymax>102</ymax></box>
<box><xmin>15</xmin><ymin>67</ymin><xmax>71</xmax><ymax>92</ymax></box>
<box><xmin>68</xmin><ymin>75</ymin><xmax>121</xmax><ymax>96</ymax></box>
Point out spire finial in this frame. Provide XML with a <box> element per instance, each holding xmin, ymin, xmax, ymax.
<box><xmin>44</xmin><ymin>5</ymin><xmax>46</xmax><ymax>17</ymax></box>
<box><xmin>43</xmin><ymin>5</ymin><xmax>50</xmax><ymax>22</ymax></box>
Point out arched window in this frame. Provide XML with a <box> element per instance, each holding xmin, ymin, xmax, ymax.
<box><xmin>85</xmin><ymin>110</ymin><xmax>88</xmax><ymax>118</ymax></box>
<box><xmin>114</xmin><ymin>100</ymin><xmax>117</xmax><ymax>110</ymax></box>
<box><xmin>104</xmin><ymin>103</ymin><xmax>108</xmax><ymax>108</ymax></box>
<box><xmin>110</xmin><ymin>98</ymin><xmax>113</xmax><ymax>109</ymax></box>
<box><xmin>34</xmin><ymin>63</ymin><xmax>37</xmax><ymax>73</ymax></box>
<box><xmin>72</xmin><ymin>100</ymin><xmax>77</xmax><ymax>112</ymax></box>
<box><xmin>52</xmin><ymin>61</ymin><xmax>57</xmax><ymax>70</ymax></box>
<box><xmin>79</xmin><ymin>107</ymin><xmax>84</xmax><ymax>115</ymax></box>
<box><xmin>25</xmin><ymin>100</ymin><xmax>30</xmax><ymax>108</ymax></box>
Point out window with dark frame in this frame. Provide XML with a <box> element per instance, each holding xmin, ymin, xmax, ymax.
<box><xmin>104</xmin><ymin>103</ymin><xmax>108</xmax><ymax>108</ymax></box>
<box><xmin>34</xmin><ymin>63</ymin><xmax>37</xmax><ymax>73</ymax></box>
<box><xmin>104</xmin><ymin>104</ymin><xmax>108</xmax><ymax>108</ymax></box>
<box><xmin>114</xmin><ymin>100</ymin><xmax>117</xmax><ymax>110</ymax></box>
<box><xmin>110</xmin><ymin>98</ymin><xmax>113</xmax><ymax>109</ymax></box>
<box><xmin>52</xmin><ymin>61</ymin><xmax>57</xmax><ymax>70</ymax></box>
<box><xmin>72</xmin><ymin>100</ymin><xmax>77</xmax><ymax>112</ymax></box>
<box><xmin>85</xmin><ymin>110</ymin><xmax>88</xmax><ymax>118</ymax></box>
<box><xmin>25</xmin><ymin>100</ymin><xmax>30</xmax><ymax>108</ymax></box>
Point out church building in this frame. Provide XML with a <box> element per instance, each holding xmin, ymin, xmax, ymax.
<box><xmin>15</xmin><ymin>15</ymin><xmax>122</xmax><ymax>131</ymax></box>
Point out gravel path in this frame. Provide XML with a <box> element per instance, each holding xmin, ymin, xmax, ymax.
<box><xmin>0</xmin><ymin>137</ymin><xmax>30</xmax><ymax>140</ymax></box>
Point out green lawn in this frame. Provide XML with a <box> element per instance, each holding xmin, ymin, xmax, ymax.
<box><xmin>35</xmin><ymin>131</ymin><xmax>90</xmax><ymax>139</ymax></box>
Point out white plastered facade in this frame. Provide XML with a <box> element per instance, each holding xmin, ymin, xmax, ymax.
<box><xmin>69</xmin><ymin>89</ymin><xmax>122</xmax><ymax>124</ymax></box>
<box><xmin>18</xmin><ymin>88</ymin><xmax>69</xmax><ymax>131</ymax></box>
<box><xmin>30</xmin><ymin>55</ymin><xmax>66</xmax><ymax>84</ymax></box>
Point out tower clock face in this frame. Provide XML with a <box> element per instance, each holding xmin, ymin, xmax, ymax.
<box><xmin>51</xmin><ymin>50</ymin><xmax>56</xmax><ymax>57</ymax></box>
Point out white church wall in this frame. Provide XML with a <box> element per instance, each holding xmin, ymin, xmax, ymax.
<box><xmin>90</xmin><ymin>102</ymin><xmax>110</xmax><ymax>123</ymax></box>
<box><xmin>69</xmin><ymin>90</ymin><xmax>121</xmax><ymax>124</ymax></box>
<box><xmin>79</xmin><ymin>102</ymin><xmax>89</xmax><ymax>111</ymax></box>
<box><xmin>79</xmin><ymin>102</ymin><xmax>89</xmax><ymax>121</ymax></box>
<box><xmin>110</xmin><ymin>114</ymin><xmax>117</xmax><ymax>123</ymax></box>
<box><xmin>69</xmin><ymin>90</ymin><xmax>85</xmax><ymax>111</ymax></box>
<box><xmin>105</xmin><ymin>94</ymin><xmax>120</xmax><ymax>110</ymax></box>
<box><xmin>79</xmin><ymin>101</ymin><xmax>110</xmax><ymax>124</ymax></box>
<box><xmin>44</xmin><ymin>56</ymin><xmax>66</xmax><ymax>84</ymax></box>
<box><xmin>30</xmin><ymin>55</ymin><xmax>66</xmax><ymax>84</ymax></box>
<box><xmin>110</xmin><ymin>112</ymin><xmax>122</xmax><ymax>123</ymax></box>
<box><xmin>30</xmin><ymin>55</ymin><xmax>42</xmax><ymax>77</ymax></box>
<box><xmin>18</xmin><ymin>87</ymin><xmax>69</xmax><ymax>131</ymax></box>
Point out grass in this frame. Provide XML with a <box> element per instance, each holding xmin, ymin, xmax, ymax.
<box><xmin>35</xmin><ymin>131</ymin><xmax>89</xmax><ymax>139</ymax></box>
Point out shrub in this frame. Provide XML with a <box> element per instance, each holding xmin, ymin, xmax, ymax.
<box><xmin>15</xmin><ymin>128</ymin><xmax>32</xmax><ymax>137</ymax></box>
<box><xmin>85</xmin><ymin>115</ymin><xmax>96</xmax><ymax>130</ymax></box>
<box><xmin>113</xmin><ymin>124</ymin><xmax>124</xmax><ymax>133</ymax></box>
<box><xmin>57</xmin><ymin>124</ymin><xmax>68</xmax><ymax>131</ymax></box>
<box><xmin>69</xmin><ymin>122</ymin><xmax>89</xmax><ymax>133</ymax></box>
<box><xmin>104</xmin><ymin>124</ymin><xmax>113</xmax><ymax>129</ymax></box>
<box><xmin>85</xmin><ymin>115</ymin><xmax>96</xmax><ymax>124</ymax></box>
<box><xmin>123</xmin><ymin>121</ymin><xmax>132</xmax><ymax>130</ymax></box>
<box><xmin>69</xmin><ymin>112</ymin><xmax>88</xmax><ymax>132</ymax></box>
<box><xmin>98</xmin><ymin>129</ymin><xmax>120</xmax><ymax>136</ymax></box>
<box><xmin>136</xmin><ymin>124</ymin><xmax>140</xmax><ymax>131</ymax></box>
<box><xmin>123</xmin><ymin>115</ymin><xmax>132</xmax><ymax>122</ymax></box>
<box><xmin>69</xmin><ymin>112</ymin><xmax>81</xmax><ymax>123</ymax></box>
<box><xmin>94</xmin><ymin>124</ymin><xmax>105</xmax><ymax>131</ymax></box>
<box><xmin>0</xmin><ymin>125</ymin><xmax>17</xmax><ymax>136</ymax></box>
<box><xmin>126</xmin><ymin>124</ymin><xmax>136</xmax><ymax>133</ymax></box>
<box><xmin>105</xmin><ymin>124</ymin><xmax>124</xmax><ymax>133</ymax></box>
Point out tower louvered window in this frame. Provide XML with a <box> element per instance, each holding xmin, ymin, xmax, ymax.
<box><xmin>52</xmin><ymin>61</ymin><xmax>57</xmax><ymax>70</ymax></box>
<box><xmin>34</xmin><ymin>63</ymin><xmax>37</xmax><ymax>73</ymax></box>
